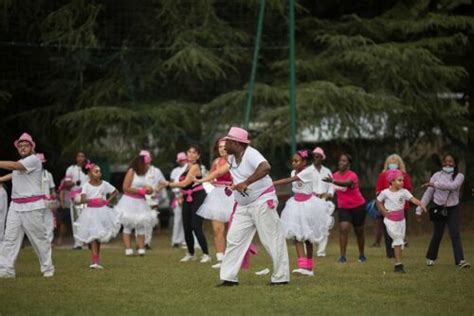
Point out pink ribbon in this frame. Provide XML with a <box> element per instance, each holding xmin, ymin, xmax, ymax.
<box><xmin>171</xmin><ymin>198</ymin><xmax>178</xmax><ymax>209</ymax></box>
<box><xmin>87</xmin><ymin>198</ymin><xmax>108</xmax><ymax>208</ymax></box>
<box><xmin>12</xmin><ymin>195</ymin><xmax>45</xmax><ymax>204</ymax></box>
<box><xmin>294</xmin><ymin>193</ymin><xmax>313</xmax><ymax>202</ymax></box>
<box><xmin>386</xmin><ymin>209</ymin><xmax>405</xmax><ymax>221</ymax></box>
<box><xmin>68</xmin><ymin>188</ymin><xmax>82</xmax><ymax>200</ymax></box>
<box><xmin>182</xmin><ymin>185</ymin><xmax>204</xmax><ymax>203</ymax></box>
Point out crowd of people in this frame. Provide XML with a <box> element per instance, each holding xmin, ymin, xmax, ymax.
<box><xmin>0</xmin><ymin>128</ymin><xmax>470</xmax><ymax>284</ymax></box>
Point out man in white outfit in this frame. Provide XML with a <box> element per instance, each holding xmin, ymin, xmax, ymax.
<box><xmin>0</xmin><ymin>133</ymin><xmax>55</xmax><ymax>278</ymax></box>
<box><xmin>312</xmin><ymin>147</ymin><xmax>334</xmax><ymax>257</ymax></box>
<box><xmin>170</xmin><ymin>152</ymin><xmax>187</xmax><ymax>247</ymax></box>
<box><xmin>140</xmin><ymin>150</ymin><xmax>165</xmax><ymax>249</ymax></box>
<box><xmin>219</xmin><ymin>127</ymin><xmax>289</xmax><ymax>286</ymax></box>
<box><xmin>64</xmin><ymin>152</ymin><xmax>89</xmax><ymax>249</ymax></box>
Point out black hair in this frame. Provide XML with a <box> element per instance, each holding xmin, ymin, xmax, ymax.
<box><xmin>188</xmin><ymin>144</ymin><xmax>202</xmax><ymax>166</ymax></box>
<box><xmin>340</xmin><ymin>153</ymin><xmax>353</xmax><ymax>165</ymax></box>
<box><xmin>442</xmin><ymin>152</ymin><xmax>458</xmax><ymax>180</ymax></box>
<box><xmin>296</xmin><ymin>149</ymin><xmax>313</xmax><ymax>166</ymax></box>
<box><xmin>129</xmin><ymin>156</ymin><xmax>147</xmax><ymax>176</ymax></box>
<box><xmin>213</xmin><ymin>138</ymin><xmax>225</xmax><ymax>158</ymax></box>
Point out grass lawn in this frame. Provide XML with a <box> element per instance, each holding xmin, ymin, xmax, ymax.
<box><xmin>0</xmin><ymin>229</ymin><xmax>473</xmax><ymax>315</ymax></box>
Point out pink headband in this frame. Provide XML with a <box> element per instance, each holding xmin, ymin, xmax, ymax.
<box><xmin>386</xmin><ymin>169</ymin><xmax>403</xmax><ymax>183</ymax></box>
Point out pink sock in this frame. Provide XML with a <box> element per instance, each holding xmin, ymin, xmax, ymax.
<box><xmin>92</xmin><ymin>254</ymin><xmax>99</xmax><ymax>264</ymax></box>
<box><xmin>297</xmin><ymin>257</ymin><xmax>306</xmax><ymax>269</ymax></box>
<box><xmin>306</xmin><ymin>258</ymin><xmax>314</xmax><ymax>270</ymax></box>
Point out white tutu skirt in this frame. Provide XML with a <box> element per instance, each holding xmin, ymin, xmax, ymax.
<box><xmin>384</xmin><ymin>218</ymin><xmax>406</xmax><ymax>249</ymax></box>
<box><xmin>74</xmin><ymin>206</ymin><xmax>121</xmax><ymax>243</ymax></box>
<box><xmin>116</xmin><ymin>195</ymin><xmax>158</xmax><ymax>229</ymax></box>
<box><xmin>281</xmin><ymin>196</ymin><xmax>335</xmax><ymax>243</ymax></box>
<box><xmin>197</xmin><ymin>187</ymin><xmax>234</xmax><ymax>222</ymax></box>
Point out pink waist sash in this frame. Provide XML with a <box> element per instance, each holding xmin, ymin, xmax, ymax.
<box><xmin>294</xmin><ymin>193</ymin><xmax>313</xmax><ymax>202</ymax></box>
<box><xmin>87</xmin><ymin>198</ymin><xmax>108</xmax><ymax>208</ymax></box>
<box><xmin>68</xmin><ymin>188</ymin><xmax>82</xmax><ymax>200</ymax></box>
<box><xmin>182</xmin><ymin>185</ymin><xmax>204</xmax><ymax>203</ymax></box>
<box><xmin>12</xmin><ymin>195</ymin><xmax>45</xmax><ymax>204</ymax></box>
<box><xmin>213</xmin><ymin>180</ymin><xmax>232</xmax><ymax>187</ymax></box>
<box><xmin>124</xmin><ymin>192</ymin><xmax>145</xmax><ymax>199</ymax></box>
<box><xmin>386</xmin><ymin>209</ymin><xmax>405</xmax><ymax>222</ymax></box>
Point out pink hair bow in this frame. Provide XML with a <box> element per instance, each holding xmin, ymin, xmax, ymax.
<box><xmin>297</xmin><ymin>150</ymin><xmax>308</xmax><ymax>158</ymax></box>
<box><xmin>85</xmin><ymin>161</ymin><xmax>95</xmax><ymax>170</ymax></box>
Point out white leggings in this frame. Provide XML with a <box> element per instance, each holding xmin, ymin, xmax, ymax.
<box><xmin>122</xmin><ymin>225</ymin><xmax>145</xmax><ymax>235</ymax></box>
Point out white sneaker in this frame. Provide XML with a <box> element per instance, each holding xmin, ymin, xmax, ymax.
<box><xmin>181</xmin><ymin>243</ymin><xmax>187</xmax><ymax>249</ymax></box>
<box><xmin>426</xmin><ymin>259</ymin><xmax>435</xmax><ymax>266</ymax></box>
<box><xmin>255</xmin><ymin>268</ymin><xmax>270</xmax><ymax>276</ymax></box>
<box><xmin>138</xmin><ymin>249</ymin><xmax>146</xmax><ymax>256</ymax></box>
<box><xmin>200</xmin><ymin>254</ymin><xmax>212</xmax><ymax>263</ymax></box>
<box><xmin>211</xmin><ymin>262</ymin><xmax>222</xmax><ymax>269</ymax></box>
<box><xmin>180</xmin><ymin>253</ymin><xmax>196</xmax><ymax>262</ymax></box>
<box><xmin>43</xmin><ymin>271</ymin><xmax>54</xmax><ymax>278</ymax></box>
<box><xmin>292</xmin><ymin>268</ymin><xmax>314</xmax><ymax>276</ymax></box>
<box><xmin>317</xmin><ymin>253</ymin><xmax>326</xmax><ymax>257</ymax></box>
<box><xmin>125</xmin><ymin>248</ymin><xmax>134</xmax><ymax>256</ymax></box>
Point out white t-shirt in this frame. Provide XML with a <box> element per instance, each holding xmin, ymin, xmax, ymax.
<box><xmin>41</xmin><ymin>169</ymin><xmax>56</xmax><ymax>196</ymax></box>
<box><xmin>145</xmin><ymin>166</ymin><xmax>165</xmax><ymax>187</ymax></box>
<box><xmin>292</xmin><ymin>165</ymin><xmax>315</xmax><ymax>194</ymax></box>
<box><xmin>11</xmin><ymin>154</ymin><xmax>46</xmax><ymax>212</ymax></box>
<box><xmin>65</xmin><ymin>165</ymin><xmax>89</xmax><ymax>192</ymax></box>
<box><xmin>312</xmin><ymin>165</ymin><xmax>334</xmax><ymax>196</ymax></box>
<box><xmin>170</xmin><ymin>165</ymin><xmax>187</xmax><ymax>194</ymax></box>
<box><xmin>377</xmin><ymin>188</ymin><xmax>413</xmax><ymax>212</ymax></box>
<box><xmin>228</xmin><ymin>146</ymin><xmax>275</xmax><ymax>206</ymax></box>
<box><xmin>81</xmin><ymin>181</ymin><xmax>116</xmax><ymax>200</ymax></box>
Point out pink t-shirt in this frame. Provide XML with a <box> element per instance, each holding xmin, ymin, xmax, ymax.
<box><xmin>333</xmin><ymin>170</ymin><xmax>365</xmax><ymax>209</ymax></box>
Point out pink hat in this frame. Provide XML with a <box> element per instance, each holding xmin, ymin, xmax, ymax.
<box><xmin>386</xmin><ymin>169</ymin><xmax>403</xmax><ymax>183</ymax></box>
<box><xmin>139</xmin><ymin>150</ymin><xmax>152</xmax><ymax>164</ymax></box>
<box><xmin>176</xmin><ymin>152</ymin><xmax>187</xmax><ymax>162</ymax></box>
<box><xmin>223</xmin><ymin>127</ymin><xmax>251</xmax><ymax>144</ymax></box>
<box><xmin>36</xmin><ymin>153</ymin><xmax>46</xmax><ymax>162</ymax></box>
<box><xmin>312</xmin><ymin>147</ymin><xmax>326</xmax><ymax>160</ymax></box>
<box><xmin>14</xmin><ymin>133</ymin><xmax>36</xmax><ymax>150</ymax></box>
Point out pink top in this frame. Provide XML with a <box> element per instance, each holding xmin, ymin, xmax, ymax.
<box><xmin>333</xmin><ymin>170</ymin><xmax>365</xmax><ymax>209</ymax></box>
<box><xmin>212</xmin><ymin>157</ymin><xmax>232</xmax><ymax>183</ymax></box>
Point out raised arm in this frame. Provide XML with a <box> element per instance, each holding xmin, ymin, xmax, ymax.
<box><xmin>433</xmin><ymin>174</ymin><xmax>464</xmax><ymax>191</ymax></box>
<box><xmin>0</xmin><ymin>161</ymin><xmax>26</xmax><ymax>171</ymax></box>
<box><xmin>273</xmin><ymin>175</ymin><xmax>299</xmax><ymax>186</ymax></box>
<box><xmin>0</xmin><ymin>173</ymin><xmax>12</xmax><ymax>182</ymax></box>
<box><xmin>195</xmin><ymin>163</ymin><xmax>230</xmax><ymax>184</ymax></box>
<box><xmin>169</xmin><ymin>165</ymin><xmax>200</xmax><ymax>189</ymax></box>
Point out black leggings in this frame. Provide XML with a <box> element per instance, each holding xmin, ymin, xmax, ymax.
<box><xmin>182</xmin><ymin>190</ymin><xmax>209</xmax><ymax>255</ymax></box>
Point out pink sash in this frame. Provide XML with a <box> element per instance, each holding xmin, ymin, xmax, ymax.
<box><xmin>182</xmin><ymin>185</ymin><xmax>204</xmax><ymax>203</ymax></box>
<box><xmin>386</xmin><ymin>209</ymin><xmax>405</xmax><ymax>221</ymax></box>
<box><xmin>12</xmin><ymin>195</ymin><xmax>45</xmax><ymax>204</ymax></box>
<box><xmin>227</xmin><ymin>185</ymin><xmax>276</xmax><ymax>269</ymax></box>
<box><xmin>68</xmin><ymin>188</ymin><xmax>81</xmax><ymax>200</ymax></box>
<box><xmin>87</xmin><ymin>198</ymin><xmax>108</xmax><ymax>208</ymax></box>
<box><xmin>213</xmin><ymin>180</ymin><xmax>233</xmax><ymax>187</ymax></box>
<box><xmin>294</xmin><ymin>193</ymin><xmax>313</xmax><ymax>202</ymax></box>
<box><xmin>124</xmin><ymin>192</ymin><xmax>145</xmax><ymax>199</ymax></box>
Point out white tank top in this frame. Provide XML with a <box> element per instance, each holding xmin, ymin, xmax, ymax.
<box><xmin>130</xmin><ymin>170</ymin><xmax>147</xmax><ymax>189</ymax></box>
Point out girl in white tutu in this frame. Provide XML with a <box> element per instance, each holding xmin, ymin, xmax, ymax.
<box><xmin>195</xmin><ymin>138</ymin><xmax>234</xmax><ymax>268</ymax></box>
<box><xmin>116</xmin><ymin>156</ymin><xmax>157</xmax><ymax>257</ymax></box>
<box><xmin>274</xmin><ymin>149</ymin><xmax>335</xmax><ymax>276</ymax></box>
<box><xmin>75</xmin><ymin>163</ymin><xmax>120</xmax><ymax>269</ymax></box>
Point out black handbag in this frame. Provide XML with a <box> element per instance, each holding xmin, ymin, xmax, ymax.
<box><xmin>429</xmin><ymin>191</ymin><xmax>451</xmax><ymax>222</ymax></box>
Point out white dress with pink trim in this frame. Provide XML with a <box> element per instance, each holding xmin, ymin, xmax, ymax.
<box><xmin>280</xmin><ymin>167</ymin><xmax>335</xmax><ymax>243</ymax></box>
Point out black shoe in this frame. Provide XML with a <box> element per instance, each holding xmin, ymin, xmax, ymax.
<box><xmin>216</xmin><ymin>281</ymin><xmax>239</xmax><ymax>287</ymax></box>
<box><xmin>269</xmin><ymin>281</ymin><xmax>289</xmax><ymax>286</ymax></box>
<box><xmin>394</xmin><ymin>264</ymin><xmax>406</xmax><ymax>273</ymax></box>
<box><xmin>145</xmin><ymin>244</ymin><xmax>152</xmax><ymax>250</ymax></box>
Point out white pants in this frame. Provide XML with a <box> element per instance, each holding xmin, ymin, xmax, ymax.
<box><xmin>43</xmin><ymin>209</ymin><xmax>55</xmax><ymax>243</ymax></box>
<box><xmin>317</xmin><ymin>236</ymin><xmax>328</xmax><ymax>256</ymax></box>
<box><xmin>171</xmin><ymin>205</ymin><xmax>185</xmax><ymax>245</ymax></box>
<box><xmin>70</xmin><ymin>204</ymin><xmax>83</xmax><ymax>247</ymax></box>
<box><xmin>0</xmin><ymin>209</ymin><xmax>54</xmax><ymax>277</ymax></box>
<box><xmin>0</xmin><ymin>188</ymin><xmax>7</xmax><ymax>242</ymax></box>
<box><xmin>220</xmin><ymin>200</ymin><xmax>289</xmax><ymax>283</ymax></box>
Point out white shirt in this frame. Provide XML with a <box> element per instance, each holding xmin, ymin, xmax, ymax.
<box><xmin>65</xmin><ymin>165</ymin><xmax>89</xmax><ymax>192</ymax></box>
<box><xmin>228</xmin><ymin>146</ymin><xmax>275</xmax><ymax>206</ymax></box>
<box><xmin>41</xmin><ymin>169</ymin><xmax>56</xmax><ymax>196</ymax></box>
<box><xmin>11</xmin><ymin>154</ymin><xmax>46</xmax><ymax>212</ymax></box>
<box><xmin>81</xmin><ymin>181</ymin><xmax>116</xmax><ymax>199</ymax></box>
<box><xmin>170</xmin><ymin>165</ymin><xmax>187</xmax><ymax>194</ymax></box>
<box><xmin>377</xmin><ymin>188</ymin><xmax>413</xmax><ymax>211</ymax></box>
<box><xmin>292</xmin><ymin>165</ymin><xmax>315</xmax><ymax>194</ymax></box>
<box><xmin>312</xmin><ymin>164</ymin><xmax>334</xmax><ymax>196</ymax></box>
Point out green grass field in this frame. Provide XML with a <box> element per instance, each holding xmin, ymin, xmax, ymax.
<box><xmin>0</xmin><ymin>229</ymin><xmax>473</xmax><ymax>315</ymax></box>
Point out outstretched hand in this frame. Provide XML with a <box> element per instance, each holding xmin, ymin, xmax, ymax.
<box><xmin>421</xmin><ymin>182</ymin><xmax>433</xmax><ymax>188</ymax></box>
<box><xmin>322</xmin><ymin>175</ymin><xmax>333</xmax><ymax>183</ymax></box>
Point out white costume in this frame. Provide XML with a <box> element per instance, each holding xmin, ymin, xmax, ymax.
<box><xmin>281</xmin><ymin>165</ymin><xmax>334</xmax><ymax>243</ymax></box>
<box><xmin>65</xmin><ymin>164</ymin><xmax>89</xmax><ymax>247</ymax></box>
<box><xmin>377</xmin><ymin>188</ymin><xmax>413</xmax><ymax>249</ymax></box>
<box><xmin>116</xmin><ymin>170</ymin><xmax>158</xmax><ymax>235</ymax></box>
<box><xmin>312</xmin><ymin>164</ymin><xmax>335</xmax><ymax>256</ymax></box>
<box><xmin>220</xmin><ymin>146</ymin><xmax>289</xmax><ymax>283</ymax></box>
<box><xmin>142</xmin><ymin>165</ymin><xmax>165</xmax><ymax>246</ymax></box>
<box><xmin>40</xmin><ymin>169</ymin><xmax>56</xmax><ymax>243</ymax></box>
<box><xmin>74</xmin><ymin>181</ymin><xmax>120</xmax><ymax>243</ymax></box>
<box><xmin>0</xmin><ymin>185</ymin><xmax>8</xmax><ymax>242</ymax></box>
<box><xmin>170</xmin><ymin>165</ymin><xmax>186</xmax><ymax>246</ymax></box>
<box><xmin>0</xmin><ymin>154</ymin><xmax>54</xmax><ymax>277</ymax></box>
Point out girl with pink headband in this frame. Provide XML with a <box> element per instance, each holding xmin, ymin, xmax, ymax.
<box><xmin>116</xmin><ymin>156</ymin><xmax>157</xmax><ymax>256</ymax></box>
<box><xmin>274</xmin><ymin>149</ymin><xmax>335</xmax><ymax>276</ymax></box>
<box><xmin>376</xmin><ymin>169</ymin><xmax>426</xmax><ymax>273</ymax></box>
<box><xmin>75</xmin><ymin>163</ymin><xmax>120</xmax><ymax>269</ymax></box>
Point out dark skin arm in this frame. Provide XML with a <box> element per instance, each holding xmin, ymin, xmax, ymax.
<box><xmin>232</xmin><ymin>161</ymin><xmax>271</xmax><ymax>195</ymax></box>
<box><xmin>322</xmin><ymin>175</ymin><xmax>353</xmax><ymax>188</ymax></box>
